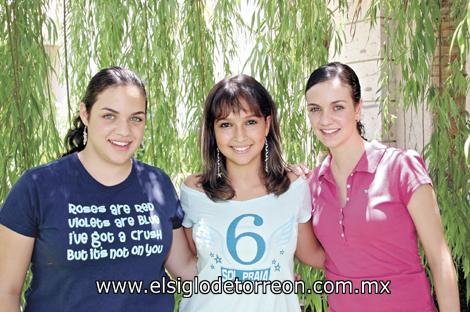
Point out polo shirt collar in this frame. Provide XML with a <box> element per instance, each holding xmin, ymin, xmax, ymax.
<box><xmin>355</xmin><ymin>140</ymin><xmax>387</xmax><ymax>173</ymax></box>
<box><xmin>318</xmin><ymin>140</ymin><xmax>387</xmax><ymax>182</ymax></box>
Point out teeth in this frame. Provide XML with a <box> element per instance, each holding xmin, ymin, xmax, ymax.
<box><xmin>232</xmin><ymin>146</ymin><xmax>250</xmax><ymax>152</ymax></box>
<box><xmin>110</xmin><ymin>140</ymin><xmax>129</xmax><ymax>146</ymax></box>
<box><xmin>322</xmin><ymin>129</ymin><xmax>339</xmax><ymax>134</ymax></box>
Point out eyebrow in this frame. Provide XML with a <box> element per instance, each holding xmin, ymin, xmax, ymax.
<box><xmin>101</xmin><ymin>107</ymin><xmax>146</xmax><ymax>115</ymax></box>
<box><xmin>216</xmin><ymin>113</ymin><xmax>260</xmax><ymax>121</ymax></box>
<box><xmin>307</xmin><ymin>100</ymin><xmax>346</xmax><ymax>106</ymax></box>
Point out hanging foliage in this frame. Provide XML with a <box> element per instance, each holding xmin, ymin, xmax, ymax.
<box><xmin>2</xmin><ymin>0</ymin><xmax>468</xmax><ymax>310</ymax></box>
<box><xmin>366</xmin><ymin>0</ymin><xmax>470</xmax><ymax>305</ymax></box>
<box><xmin>0</xmin><ymin>0</ymin><xmax>61</xmax><ymax>202</ymax></box>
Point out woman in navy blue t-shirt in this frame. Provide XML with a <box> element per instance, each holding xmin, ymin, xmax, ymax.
<box><xmin>0</xmin><ymin>67</ymin><xmax>196</xmax><ymax>312</ymax></box>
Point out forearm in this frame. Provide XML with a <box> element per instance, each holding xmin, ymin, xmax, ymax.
<box><xmin>0</xmin><ymin>293</ymin><xmax>21</xmax><ymax>312</ymax></box>
<box><xmin>170</xmin><ymin>255</ymin><xmax>197</xmax><ymax>281</ymax></box>
<box><xmin>429</xmin><ymin>255</ymin><xmax>460</xmax><ymax>311</ymax></box>
<box><xmin>296</xmin><ymin>245</ymin><xmax>325</xmax><ymax>269</ymax></box>
<box><xmin>165</xmin><ymin>228</ymin><xmax>198</xmax><ymax>281</ymax></box>
<box><xmin>295</xmin><ymin>222</ymin><xmax>325</xmax><ymax>269</ymax></box>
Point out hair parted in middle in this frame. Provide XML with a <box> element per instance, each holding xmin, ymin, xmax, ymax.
<box><xmin>198</xmin><ymin>74</ymin><xmax>290</xmax><ymax>201</ymax></box>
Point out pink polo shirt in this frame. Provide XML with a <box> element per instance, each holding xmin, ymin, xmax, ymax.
<box><xmin>310</xmin><ymin>140</ymin><xmax>437</xmax><ymax>312</ymax></box>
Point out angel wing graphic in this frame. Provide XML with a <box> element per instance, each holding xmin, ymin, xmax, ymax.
<box><xmin>263</xmin><ymin>215</ymin><xmax>296</xmax><ymax>262</ymax></box>
<box><xmin>193</xmin><ymin>214</ymin><xmax>296</xmax><ymax>268</ymax></box>
<box><xmin>192</xmin><ymin>218</ymin><xmax>237</xmax><ymax>267</ymax></box>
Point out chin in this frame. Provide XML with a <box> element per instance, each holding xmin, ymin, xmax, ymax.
<box><xmin>318</xmin><ymin>138</ymin><xmax>342</xmax><ymax>150</ymax></box>
<box><xmin>226</xmin><ymin>155</ymin><xmax>260</xmax><ymax>167</ymax></box>
<box><xmin>107</xmin><ymin>152</ymin><xmax>135</xmax><ymax>166</ymax></box>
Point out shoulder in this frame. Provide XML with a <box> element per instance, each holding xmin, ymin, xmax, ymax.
<box><xmin>134</xmin><ymin>160</ymin><xmax>171</xmax><ymax>181</ymax></box>
<box><xmin>133</xmin><ymin>160</ymin><xmax>181</xmax><ymax>195</ymax></box>
<box><xmin>381</xmin><ymin>146</ymin><xmax>426</xmax><ymax>169</ymax></box>
<box><xmin>285</xmin><ymin>172</ymin><xmax>309</xmax><ymax>194</ymax></box>
<box><xmin>183</xmin><ymin>174</ymin><xmax>204</xmax><ymax>192</ymax></box>
<box><xmin>21</xmin><ymin>155</ymin><xmax>72</xmax><ymax>183</ymax></box>
<box><xmin>287</xmin><ymin>171</ymin><xmax>299</xmax><ymax>183</ymax></box>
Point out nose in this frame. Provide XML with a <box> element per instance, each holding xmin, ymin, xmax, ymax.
<box><xmin>234</xmin><ymin>124</ymin><xmax>247</xmax><ymax>142</ymax></box>
<box><xmin>318</xmin><ymin>110</ymin><xmax>332</xmax><ymax>126</ymax></box>
<box><xmin>115</xmin><ymin>118</ymin><xmax>131</xmax><ymax>136</ymax></box>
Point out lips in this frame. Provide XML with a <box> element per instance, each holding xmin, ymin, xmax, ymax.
<box><xmin>320</xmin><ymin>129</ymin><xmax>340</xmax><ymax>135</ymax></box>
<box><xmin>231</xmin><ymin>145</ymin><xmax>251</xmax><ymax>153</ymax></box>
<box><xmin>109</xmin><ymin>139</ymin><xmax>131</xmax><ymax>150</ymax></box>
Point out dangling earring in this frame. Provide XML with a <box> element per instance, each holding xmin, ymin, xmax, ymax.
<box><xmin>83</xmin><ymin>126</ymin><xmax>88</xmax><ymax>146</ymax></box>
<box><xmin>217</xmin><ymin>148</ymin><xmax>222</xmax><ymax>178</ymax></box>
<box><xmin>264</xmin><ymin>138</ymin><xmax>269</xmax><ymax>173</ymax></box>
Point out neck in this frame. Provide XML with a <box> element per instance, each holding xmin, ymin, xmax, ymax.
<box><xmin>226</xmin><ymin>162</ymin><xmax>265</xmax><ymax>189</ymax></box>
<box><xmin>78</xmin><ymin>148</ymin><xmax>132</xmax><ymax>186</ymax></box>
<box><xmin>329</xmin><ymin>134</ymin><xmax>365</xmax><ymax>176</ymax></box>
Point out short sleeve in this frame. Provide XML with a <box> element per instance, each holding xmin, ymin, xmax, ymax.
<box><xmin>156</xmin><ymin>170</ymin><xmax>184</xmax><ymax>229</ymax></box>
<box><xmin>167</xmin><ymin>181</ymin><xmax>184</xmax><ymax>229</ymax></box>
<box><xmin>0</xmin><ymin>171</ymin><xmax>38</xmax><ymax>237</ymax></box>
<box><xmin>180</xmin><ymin>186</ymin><xmax>194</xmax><ymax>228</ymax></box>
<box><xmin>398</xmin><ymin>150</ymin><xmax>433</xmax><ymax>205</ymax></box>
<box><xmin>170</xmin><ymin>198</ymin><xmax>184</xmax><ymax>229</ymax></box>
<box><xmin>297</xmin><ymin>179</ymin><xmax>312</xmax><ymax>223</ymax></box>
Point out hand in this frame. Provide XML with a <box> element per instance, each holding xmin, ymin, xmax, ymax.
<box><xmin>294</xmin><ymin>272</ymin><xmax>302</xmax><ymax>281</ymax></box>
<box><xmin>286</xmin><ymin>163</ymin><xmax>310</xmax><ymax>178</ymax></box>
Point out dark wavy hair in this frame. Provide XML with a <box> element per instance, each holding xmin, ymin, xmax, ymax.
<box><xmin>305</xmin><ymin>62</ymin><xmax>366</xmax><ymax>139</ymax></box>
<box><xmin>63</xmin><ymin>67</ymin><xmax>147</xmax><ymax>156</ymax></box>
<box><xmin>198</xmin><ymin>74</ymin><xmax>290</xmax><ymax>201</ymax></box>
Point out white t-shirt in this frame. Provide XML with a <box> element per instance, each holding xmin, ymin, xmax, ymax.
<box><xmin>180</xmin><ymin>178</ymin><xmax>311</xmax><ymax>312</ymax></box>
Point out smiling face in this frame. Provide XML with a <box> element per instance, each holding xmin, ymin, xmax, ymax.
<box><xmin>214</xmin><ymin>98</ymin><xmax>271</xmax><ymax>173</ymax></box>
<box><xmin>80</xmin><ymin>85</ymin><xmax>146</xmax><ymax>167</ymax></box>
<box><xmin>306</xmin><ymin>78</ymin><xmax>362</xmax><ymax>150</ymax></box>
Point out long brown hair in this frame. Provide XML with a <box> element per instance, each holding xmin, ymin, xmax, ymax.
<box><xmin>198</xmin><ymin>74</ymin><xmax>290</xmax><ymax>201</ymax></box>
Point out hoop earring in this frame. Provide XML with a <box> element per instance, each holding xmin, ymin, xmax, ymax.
<box><xmin>83</xmin><ymin>126</ymin><xmax>88</xmax><ymax>146</ymax></box>
<box><xmin>217</xmin><ymin>148</ymin><xmax>222</xmax><ymax>178</ymax></box>
<box><xmin>264</xmin><ymin>138</ymin><xmax>269</xmax><ymax>173</ymax></box>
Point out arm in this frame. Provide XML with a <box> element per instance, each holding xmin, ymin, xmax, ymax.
<box><xmin>295</xmin><ymin>222</ymin><xmax>325</xmax><ymax>269</ymax></box>
<box><xmin>0</xmin><ymin>225</ymin><xmax>34</xmax><ymax>312</ymax></box>
<box><xmin>183</xmin><ymin>227</ymin><xmax>197</xmax><ymax>256</ymax></box>
<box><xmin>164</xmin><ymin>228</ymin><xmax>197</xmax><ymax>281</ymax></box>
<box><xmin>407</xmin><ymin>185</ymin><xmax>460</xmax><ymax>312</ymax></box>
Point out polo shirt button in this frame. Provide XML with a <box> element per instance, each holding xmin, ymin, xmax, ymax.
<box><xmin>341</xmin><ymin>233</ymin><xmax>344</xmax><ymax>238</ymax></box>
<box><xmin>339</xmin><ymin>220</ymin><xmax>342</xmax><ymax>225</ymax></box>
<box><xmin>350</xmin><ymin>173</ymin><xmax>354</xmax><ymax>177</ymax></box>
<box><xmin>347</xmin><ymin>184</ymin><xmax>351</xmax><ymax>188</ymax></box>
<box><xmin>346</xmin><ymin>197</ymin><xmax>350</xmax><ymax>201</ymax></box>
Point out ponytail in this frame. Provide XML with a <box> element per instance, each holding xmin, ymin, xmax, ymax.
<box><xmin>63</xmin><ymin>115</ymin><xmax>86</xmax><ymax>156</ymax></box>
<box><xmin>356</xmin><ymin>120</ymin><xmax>367</xmax><ymax>140</ymax></box>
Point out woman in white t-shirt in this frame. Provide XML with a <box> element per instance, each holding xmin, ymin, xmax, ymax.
<box><xmin>180</xmin><ymin>74</ymin><xmax>324</xmax><ymax>312</ymax></box>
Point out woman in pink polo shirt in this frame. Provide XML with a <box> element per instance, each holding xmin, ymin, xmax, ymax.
<box><xmin>304</xmin><ymin>62</ymin><xmax>459</xmax><ymax>311</ymax></box>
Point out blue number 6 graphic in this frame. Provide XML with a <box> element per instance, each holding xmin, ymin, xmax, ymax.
<box><xmin>226</xmin><ymin>214</ymin><xmax>265</xmax><ymax>265</ymax></box>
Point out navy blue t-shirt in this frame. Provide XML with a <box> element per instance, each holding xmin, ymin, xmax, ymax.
<box><xmin>0</xmin><ymin>153</ymin><xmax>184</xmax><ymax>312</ymax></box>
